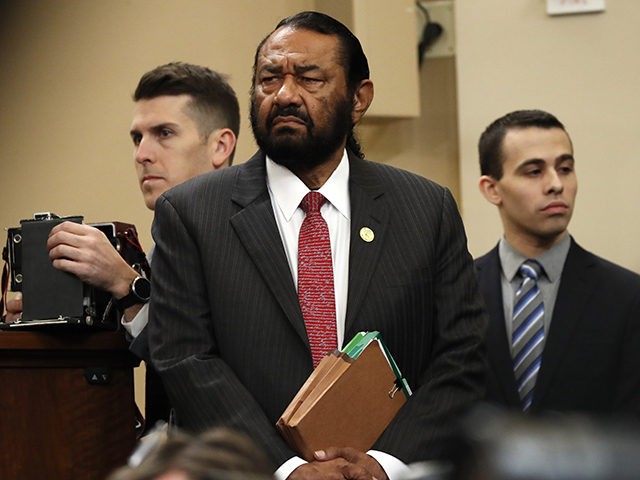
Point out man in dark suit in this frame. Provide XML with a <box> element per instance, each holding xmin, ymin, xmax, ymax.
<box><xmin>5</xmin><ymin>62</ymin><xmax>240</xmax><ymax>429</ymax></box>
<box><xmin>475</xmin><ymin>109</ymin><xmax>640</xmax><ymax>416</ymax></box>
<box><xmin>148</xmin><ymin>12</ymin><xmax>486</xmax><ymax>480</ymax></box>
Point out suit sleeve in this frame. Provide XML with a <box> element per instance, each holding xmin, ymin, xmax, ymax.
<box><xmin>374</xmin><ymin>188</ymin><xmax>487</xmax><ymax>461</ymax></box>
<box><xmin>614</xmin><ymin>276</ymin><xmax>640</xmax><ymax>417</ymax></box>
<box><xmin>147</xmin><ymin>194</ymin><xmax>295</xmax><ymax>466</ymax></box>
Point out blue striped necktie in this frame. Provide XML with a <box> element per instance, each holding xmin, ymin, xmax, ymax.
<box><xmin>512</xmin><ymin>259</ymin><xmax>545</xmax><ymax>411</ymax></box>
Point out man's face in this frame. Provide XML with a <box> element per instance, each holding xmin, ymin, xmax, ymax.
<box><xmin>130</xmin><ymin>94</ymin><xmax>216</xmax><ymax>210</ymax></box>
<box><xmin>484</xmin><ymin>127</ymin><xmax>577</xmax><ymax>248</ymax></box>
<box><xmin>250</xmin><ymin>26</ymin><xmax>354</xmax><ymax>170</ymax></box>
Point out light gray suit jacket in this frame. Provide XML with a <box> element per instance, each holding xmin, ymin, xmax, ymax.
<box><xmin>148</xmin><ymin>151</ymin><xmax>487</xmax><ymax>465</ymax></box>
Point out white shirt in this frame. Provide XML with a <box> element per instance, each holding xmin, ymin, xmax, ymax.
<box><xmin>121</xmin><ymin>302</ymin><xmax>148</xmax><ymax>338</ymax></box>
<box><xmin>266</xmin><ymin>152</ymin><xmax>350</xmax><ymax>348</ymax></box>
<box><xmin>267</xmin><ymin>152</ymin><xmax>409</xmax><ymax>480</ymax></box>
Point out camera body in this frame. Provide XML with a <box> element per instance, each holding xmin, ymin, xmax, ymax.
<box><xmin>2</xmin><ymin>212</ymin><xmax>148</xmax><ymax>329</ymax></box>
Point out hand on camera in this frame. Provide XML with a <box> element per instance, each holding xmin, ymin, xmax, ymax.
<box><xmin>47</xmin><ymin>221</ymin><xmax>139</xmax><ymax>299</ymax></box>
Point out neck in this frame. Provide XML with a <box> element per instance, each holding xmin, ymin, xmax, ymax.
<box><xmin>291</xmin><ymin>149</ymin><xmax>344</xmax><ymax>190</ymax></box>
<box><xmin>504</xmin><ymin>231</ymin><xmax>568</xmax><ymax>259</ymax></box>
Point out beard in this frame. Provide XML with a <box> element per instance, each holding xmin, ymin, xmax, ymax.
<box><xmin>250</xmin><ymin>94</ymin><xmax>353</xmax><ymax>171</ymax></box>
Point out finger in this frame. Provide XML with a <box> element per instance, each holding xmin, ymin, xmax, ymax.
<box><xmin>50</xmin><ymin>221</ymin><xmax>89</xmax><ymax>236</ymax></box>
<box><xmin>49</xmin><ymin>241</ymin><xmax>81</xmax><ymax>262</ymax></box>
<box><xmin>315</xmin><ymin>448</ymin><xmax>386</xmax><ymax>480</ymax></box>
<box><xmin>339</xmin><ymin>462</ymin><xmax>374</xmax><ymax>480</ymax></box>
<box><xmin>315</xmin><ymin>447</ymin><xmax>360</xmax><ymax>462</ymax></box>
<box><xmin>5</xmin><ymin>295</ymin><xmax>23</xmax><ymax>322</ymax></box>
<box><xmin>47</xmin><ymin>229</ymin><xmax>83</xmax><ymax>251</ymax></box>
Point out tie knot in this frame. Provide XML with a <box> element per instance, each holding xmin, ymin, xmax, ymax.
<box><xmin>301</xmin><ymin>191</ymin><xmax>326</xmax><ymax>214</ymax></box>
<box><xmin>519</xmin><ymin>259</ymin><xmax>542</xmax><ymax>281</ymax></box>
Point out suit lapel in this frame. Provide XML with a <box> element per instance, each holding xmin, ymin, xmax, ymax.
<box><xmin>344</xmin><ymin>155</ymin><xmax>388</xmax><ymax>334</ymax></box>
<box><xmin>229</xmin><ymin>153</ymin><xmax>308</xmax><ymax>344</ymax></box>
<box><xmin>477</xmin><ymin>248</ymin><xmax>521</xmax><ymax>406</ymax></box>
<box><xmin>534</xmin><ymin>240</ymin><xmax>596</xmax><ymax>405</ymax></box>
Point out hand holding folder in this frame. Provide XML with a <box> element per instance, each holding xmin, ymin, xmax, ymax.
<box><xmin>276</xmin><ymin>331</ymin><xmax>411</xmax><ymax>461</ymax></box>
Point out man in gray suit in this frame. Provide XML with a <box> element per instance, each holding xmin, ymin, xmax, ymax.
<box><xmin>475</xmin><ymin>109</ymin><xmax>640</xmax><ymax>416</ymax></box>
<box><xmin>149</xmin><ymin>12</ymin><xmax>486</xmax><ymax>480</ymax></box>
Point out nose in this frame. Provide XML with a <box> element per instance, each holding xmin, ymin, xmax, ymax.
<box><xmin>134</xmin><ymin>136</ymin><xmax>154</xmax><ymax>164</ymax></box>
<box><xmin>274</xmin><ymin>74</ymin><xmax>301</xmax><ymax>106</ymax></box>
<box><xmin>546</xmin><ymin>169</ymin><xmax>564</xmax><ymax>194</ymax></box>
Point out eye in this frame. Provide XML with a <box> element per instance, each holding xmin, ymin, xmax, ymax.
<box><xmin>131</xmin><ymin>133</ymin><xmax>142</xmax><ymax>146</ymax></box>
<box><xmin>299</xmin><ymin>76</ymin><xmax>323</xmax><ymax>90</ymax></box>
<box><xmin>260</xmin><ymin>75</ymin><xmax>281</xmax><ymax>87</ymax></box>
<box><xmin>301</xmin><ymin>76</ymin><xmax>322</xmax><ymax>84</ymax></box>
<box><xmin>159</xmin><ymin>128</ymin><xmax>173</xmax><ymax>138</ymax></box>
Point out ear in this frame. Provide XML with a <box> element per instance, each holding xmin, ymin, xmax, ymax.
<box><xmin>479</xmin><ymin>174</ymin><xmax>502</xmax><ymax>206</ymax></box>
<box><xmin>351</xmin><ymin>79</ymin><xmax>374</xmax><ymax>125</ymax></box>
<box><xmin>208</xmin><ymin>128</ymin><xmax>237</xmax><ymax>169</ymax></box>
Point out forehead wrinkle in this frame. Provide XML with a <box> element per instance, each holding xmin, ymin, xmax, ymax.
<box><xmin>259</xmin><ymin>28</ymin><xmax>340</xmax><ymax>70</ymax></box>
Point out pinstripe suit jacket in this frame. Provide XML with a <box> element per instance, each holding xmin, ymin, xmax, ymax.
<box><xmin>475</xmin><ymin>239</ymin><xmax>640</xmax><ymax>417</ymax></box>
<box><xmin>148</xmin><ymin>150</ymin><xmax>487</xmax><ymax>465</ymax></box>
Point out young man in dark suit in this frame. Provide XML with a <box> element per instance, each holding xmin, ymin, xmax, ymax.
<box><xmin>475</xmin><ymin>109</ymin><xmax>640</xmax><ymax>416</ymax></box>
<box><xmin>4</xmin><ymin>62</ymin><xmax>240</xmax><ymax>429</ymax></box>
<box><xmin>148</xmin><ymin>12</ymin><xmax>486</xmax><ymax>480</ymax></box>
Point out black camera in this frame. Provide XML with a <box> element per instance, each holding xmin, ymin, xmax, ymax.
<box><xmin>1</xmin><ymin>212</ymin><xmax>149</xmax><ymax>330</ymax></box>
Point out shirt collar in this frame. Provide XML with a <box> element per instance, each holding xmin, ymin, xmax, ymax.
<box><xmin>499</xmin><ymin>233</ymin><xmax>571</xmax><ymax>282</ymax></box>
<box><xmin>265</xmin><ymin>150</ymin><xmax>351</xmax><ymax>220</ymax></box>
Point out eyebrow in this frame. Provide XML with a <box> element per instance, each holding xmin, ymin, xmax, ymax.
<box><xmin>556</xmin><ymin>153</ymin><xmax>575</xmax><ymax>163</ymax></box>
<box><xmin>261</xmin><ymin>63</ymin><xmax>320</xmax><ymax>75</ymax></box>
<box><xmin>517</xmin><ymin>158</ymin><xmax>545</xmax><ymax>170</ymax></box>
<box><xmin>129</xmin><ymin>122</ymin><xmax>179</xmax><ymax>137</ymax></box>
<box><xmin>515</xmin><ymin>154</ymin><xmax>575</xmax><ymax>172</ymax></box>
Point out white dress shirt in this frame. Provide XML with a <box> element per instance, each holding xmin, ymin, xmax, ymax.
<box><xmin>267</xmin><ymin>152</ymin><xmax>409</xmax><ymax>480</ymax></box>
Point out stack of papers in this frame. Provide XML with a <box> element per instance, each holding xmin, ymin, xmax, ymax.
<box><xmin>277</xmin><ymin>331</ymin><xmax>411</xmax><ymax>460</ymax></box>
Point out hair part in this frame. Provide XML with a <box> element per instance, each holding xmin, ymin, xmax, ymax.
<box><xmin>250</xmin><ymin>11</ymin><xmax>370</xmax><ymax>159</ymax></box>
<box><xmin>134</xmin><ymin>62</ymin><xmax>240</xmax><ymax>164</ymax></box>
<box><xmin>478</xmin><ymin>109</ymin><xmax>567</xmax><ymax>179</ymax></box>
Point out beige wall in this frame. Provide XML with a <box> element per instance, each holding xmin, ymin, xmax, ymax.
<box><xmin>0</xmin><ymin>0</ymin><xmax>312</xmax><ymax>250</ymax></box>
<box><xmin>456</xmin><ymin>0</ymin><xmax>640</xmax><ymax>273</ymax></box>
<box><xmin>0</xmin><ymin>0</ymin><xmax>318</xmax><ymax>411</ymax></box>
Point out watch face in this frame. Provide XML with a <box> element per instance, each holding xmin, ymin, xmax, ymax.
<box><xmin>132</xmin><ymin>276</ymin><xmax>151</xmax><ymax>301</ymax></box>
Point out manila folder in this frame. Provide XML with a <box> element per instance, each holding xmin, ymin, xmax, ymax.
<box><xmin>276</xmin><ymin>339</ymin><xmax>406</xmax><ymax>461</ymax></box>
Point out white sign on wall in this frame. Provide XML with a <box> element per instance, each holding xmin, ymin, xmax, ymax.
<box><xmin>547</xmin><ymin>0</ymin><xmax>606</xmax><ymax>15</ymax></box>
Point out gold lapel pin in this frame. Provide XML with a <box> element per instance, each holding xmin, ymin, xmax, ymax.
<box><xmin>359</xmin><ymin>227</ymin><xmax>375</xmax><ymax>243</ymax></box>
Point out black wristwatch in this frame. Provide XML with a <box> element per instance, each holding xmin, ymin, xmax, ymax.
<box><xmin>115</xmin><ymin>276</ymin><xmax>151</xmax><ymax>310</ymax></box>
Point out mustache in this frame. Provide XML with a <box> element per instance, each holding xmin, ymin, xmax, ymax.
<box><xmin>267</xmin><ymin>106</ymin><xmax>312</xmax><ymax>127</ymax></box>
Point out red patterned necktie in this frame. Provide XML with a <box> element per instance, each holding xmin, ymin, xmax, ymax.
<box><xmin>298</xmin><ymin>191</ymin><xmax>338</xmax><ymax>367</ymax></box>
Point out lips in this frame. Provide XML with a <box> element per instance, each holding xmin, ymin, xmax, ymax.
<box><xmin>273</xmin><ymin>115</ymin><xmax>306</xmax><ymax>125</ymax></box>
<box><xmin>542</xmin><ymin>201</ymin><xmax>569</xmax><ymax>214</ymax></box>
<box><xmin>142</xmin><ymin>175</ymin><xmax>163</xmax><ymax>186</ymax></box>
<box><xmin>271</xmin><ymin>115</ymin><xmax>308</xmax><ymax>133</ymax></box>
<box><xmin>268</xmin><ymin>106</ymin><xmax>310</xmax><ymax>130</ymax></box>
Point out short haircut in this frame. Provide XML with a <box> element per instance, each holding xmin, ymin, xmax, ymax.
<box><xmin>478</xmin><ymin>109</ymin><xmax>567</xmax><ymax>179</ymax></box>
<box><xmin>134</xmin><ymin>62</ymin><xmax>240</xmax><ymax>163</ymax></box>
<box><xmin>250</xmin><ymin>11</ymin><xmax>369</xmax><ymax>158</ymax></box>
